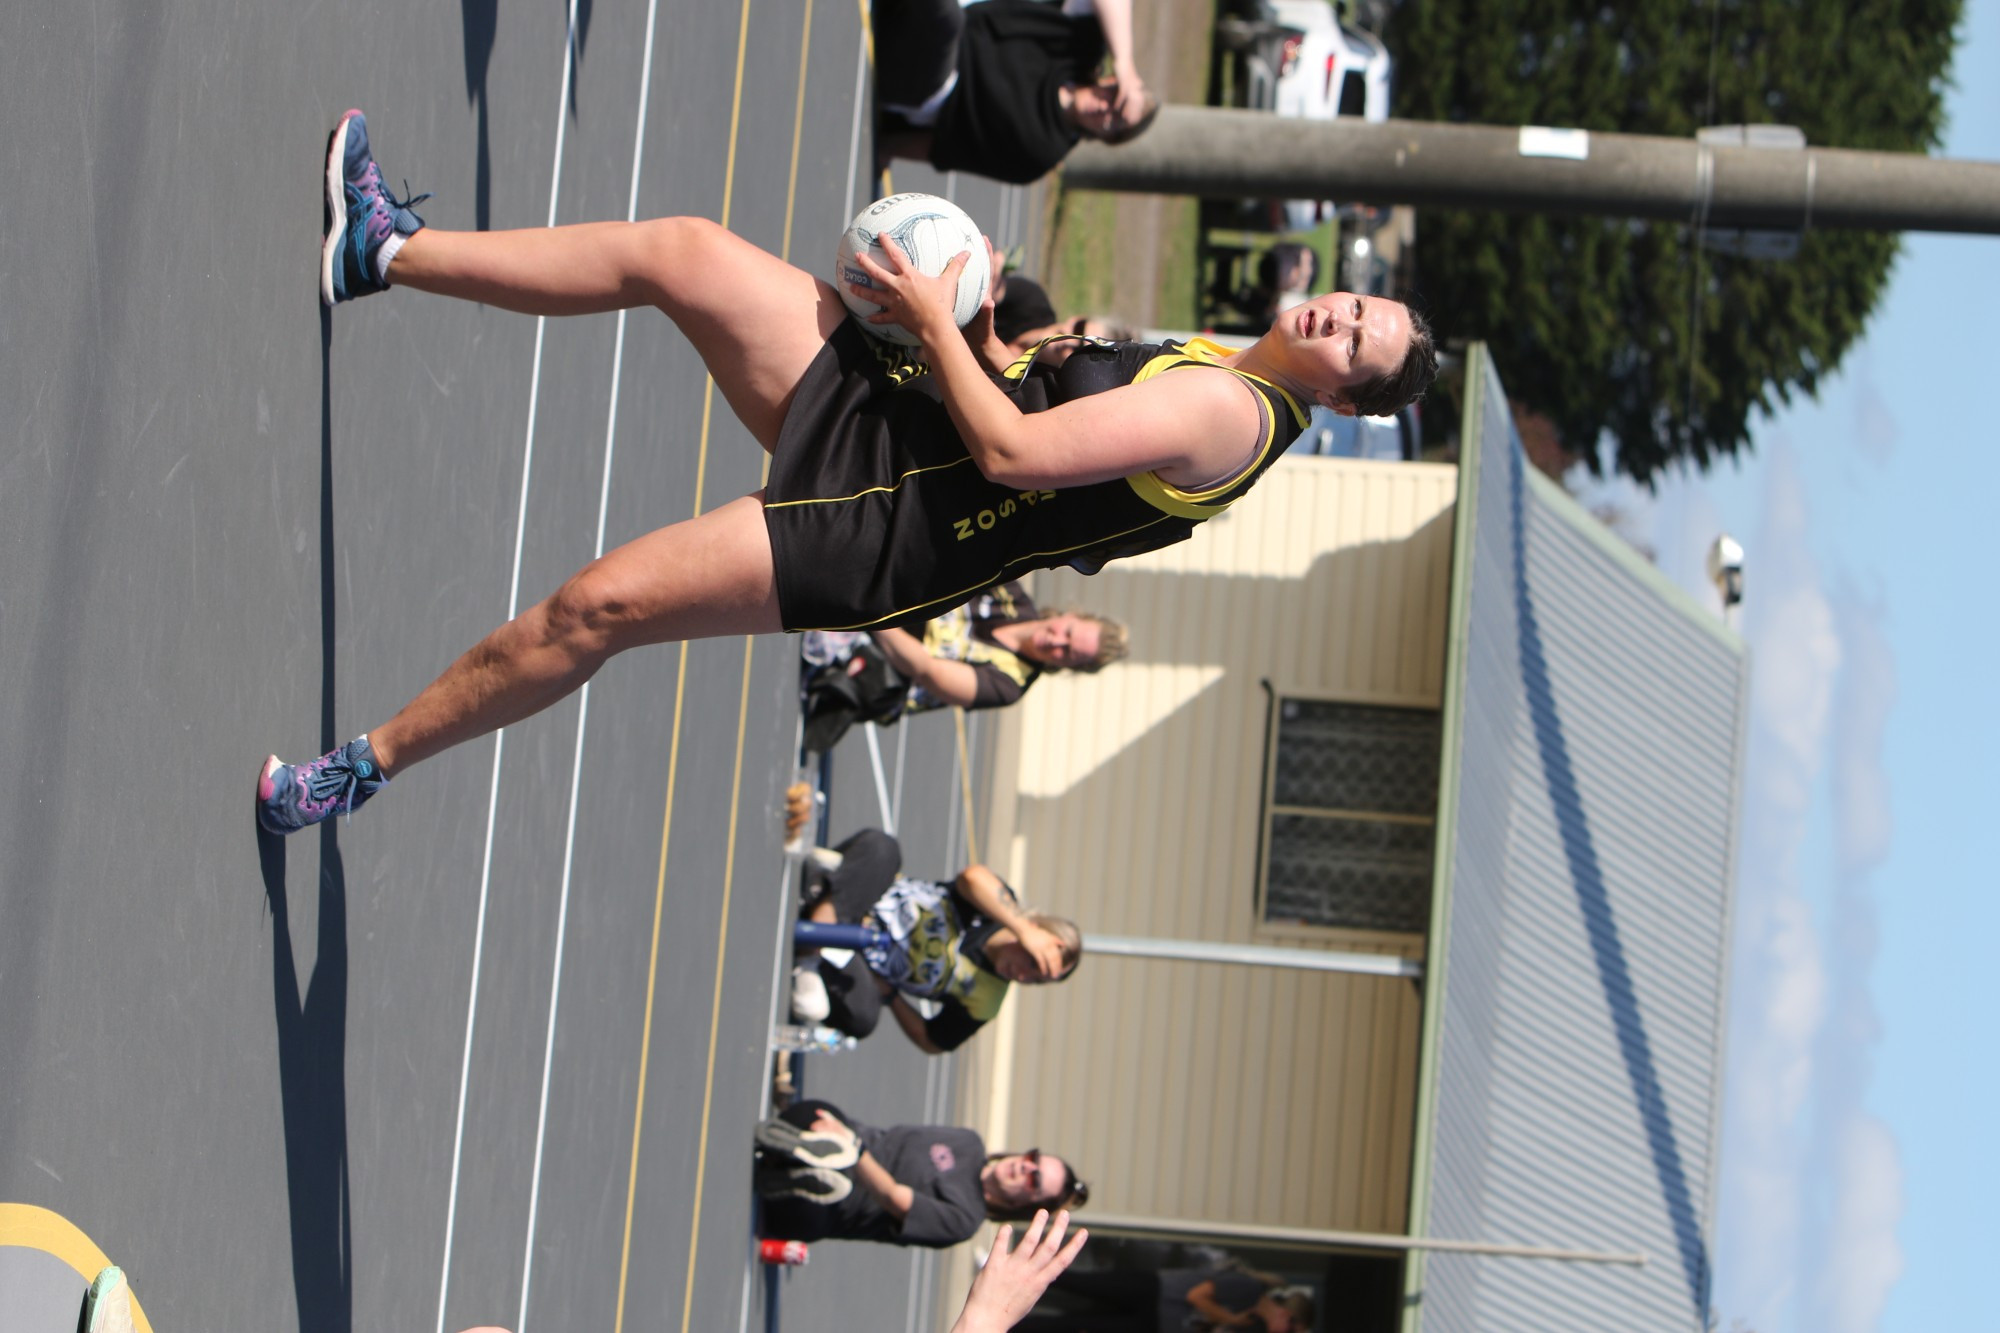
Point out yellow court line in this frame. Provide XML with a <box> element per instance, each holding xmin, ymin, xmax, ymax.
<box><xmin>677</xmin><ymin>2</ymin><xmax>759</xmax><ymax>1333</ymax></box>
<box><xmin>954</xmin><ymin>710</ymin><xmax>980</xmax><ymax>865</ymax></box>
<box><xmin>613</xmin><ymin>643</ymin><xmax>690</xmax><ymax>1333</ymax></box>
<box><xmin>613</xmin><ymin>0</ymin><xmax>756</xmax><ymax>1322</ymax></box>
<box><xmin>781</xmin><ymin>0</ymin><xmax>815</xmax><ymax>264</ymax></box>
<box><xmin>0</xmin><ymin>1204</ymin><xmax>155</xmax><ymax>1333</ymax></box>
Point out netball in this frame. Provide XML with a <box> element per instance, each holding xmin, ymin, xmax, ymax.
<box><xmin>834</xmin><ymin>192</ymin><xmax>991</xmax><ymax>346</ymax></box>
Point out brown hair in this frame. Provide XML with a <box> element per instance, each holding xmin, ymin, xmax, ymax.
<box><xmin>1342</xmin><ymin>304</ymin><xmax>1438</xmax><ymax>418</ymax></box>
<box><xmin>1085</xmin><ymin>83</ymin><xmax>1161</xmax><ymax>146</ymax></box>
<box><xmin>983</xmin><ymin>1151</ymin><xmax>1091</xmax><ymax>1222</ymax></box>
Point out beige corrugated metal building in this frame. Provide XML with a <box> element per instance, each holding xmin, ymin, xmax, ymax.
<box><xmin>938</xmin><ymin>453</ymin><xmax>1460</xmax><ymax>1306</ymax></box>
<box><xmin>928</xmin><ymin>347</ymin><xmax>1747</xmax><ymax>1333</ymax></box>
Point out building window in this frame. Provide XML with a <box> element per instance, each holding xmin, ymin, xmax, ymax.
<box><xmin>1259</xmin><ymin>696</ymin><xmax>1440</xmax><ymax>933</ymax></box>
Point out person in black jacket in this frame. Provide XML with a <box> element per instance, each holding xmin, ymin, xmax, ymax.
<box><xmin>874</xmin><ymin>0</ymin><xmax>1160</xmax><ymax>184</ymax></box>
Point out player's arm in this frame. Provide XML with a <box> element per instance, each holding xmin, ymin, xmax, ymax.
<box><xmin>1086</xmin><ymin>0</ymin><xmax>1147</xmax><ymax>114</ymax></box>
<box><xmin>889</xmin><ymin>993</ymin><xmax>948</xmax><ymax>1054</ymax></box>
<box><xmin>871</xmin><ymin>626</ymin><xmax>983</xmax><ymax>707</ymax></box>
<box><xmin>1185</xmin><ymin>1281</ymin><xmax>1255</xmax><ymax>1328</ymax></box>
<box><xmin>849</xmin><ymin>244</ymin><xmax>1260</xmax><ymax>489</ymax></box>
<box><xmin>852</xmin><ymin>1148</ymin><xmax>916</xmax><ymax>1221</ymax></box>
<box><xmin>955</xmin><ymin>865</ymin><xmax>1064</xmax><ymax>979</ymax></box>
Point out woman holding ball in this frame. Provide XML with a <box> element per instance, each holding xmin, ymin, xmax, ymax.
<box><xmin>260</xmin><ymin>109</ymin><xmax>1436</xmax><ymax>833</ymax></box>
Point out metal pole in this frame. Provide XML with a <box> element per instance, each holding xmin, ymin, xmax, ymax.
<box><xmin>1082</xmin><ymin>1212</ymin><xmax>1647</xmax><ymax>1268</ymax></box>
<box><xmin>1089</xmin><ymin>934</ymin><xmax>1422</xmax><ymax>979</ymax></box>
<box><xmin>1064</xmin><ymin>109</ymin><xmax>2000</xmax><ymax>237</ymax></box>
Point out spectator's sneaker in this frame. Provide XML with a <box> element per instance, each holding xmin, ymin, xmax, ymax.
<box><xmin>755</xmin><ymin>1116</ymin><xmax>861</xmax><ymax>1170</ymax></box>
<box><xmin>82</xmin><ymin>1267</ymin><xmax>134</xmax><ymax>1333</ymax></box>
<box><xmin>257</xmin><ymin>736</ymin><xmax>389</xmax><ymax>835</ymax></box>
<box><xmin>790</xmin><ymin>965</ymin><xmax>832</xmax><ymax>1024</ymax></box>
<box><xmin>755</xmin><ymin>1161</ymin><xmax>853</xmax><ymax>1205</ymax></box>
<box><xmin>322</xmin><ymin>109</ymin><xmax>430</xmax><ymax>306</ymax></box>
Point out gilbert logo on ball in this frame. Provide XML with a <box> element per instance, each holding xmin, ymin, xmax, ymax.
<box><xmin>835</xmin><ymin>193</ymin><xmax>991</xmax><ymax>347</ymax></box>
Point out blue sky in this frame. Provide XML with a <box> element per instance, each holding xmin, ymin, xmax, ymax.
<box><xmin>1580</xmin><ymin>5</ymin><xmax>1999</xmax><ymax>1327</ymax></box>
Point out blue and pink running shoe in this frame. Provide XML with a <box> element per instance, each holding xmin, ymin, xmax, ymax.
<box><xmin>257</xmin><ymin>736</ymin><xmax>389</xmax><ymax>834</ymax></box>
<box><xmin>322</xmin><ymin>109</ymin><xmax>430</xmax><ymax>306</ymax></box>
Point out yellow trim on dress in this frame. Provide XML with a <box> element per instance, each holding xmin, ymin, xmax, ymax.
<box><xmin>1119</xmin><ymin>338</ymin><xmax>1309</xmax><ymax>521</ymax></box>
<box><xmin>764</xmin><ymin>455</ymin><xmax>979</xmax><ymax>508</ymax></box>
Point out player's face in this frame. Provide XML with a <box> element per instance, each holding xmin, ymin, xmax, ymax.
<box><xmin>1285</xmin><ymin>292</ymin><xmax>1413</xmax><ymax>413</ymax></box>
<box><xmin>1024</xmin><ymin>614</ymin><xmax>1101</xmax><ymax>670</ymax></box>
<box><xmin>990</xmin><ymin>1148</ymin><xmax>1072</xmax><ymax>1208</ymax></box>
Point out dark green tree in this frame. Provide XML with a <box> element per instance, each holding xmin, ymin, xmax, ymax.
<box><xmin>1386</xmin><ymin>0</ymin><xmax>1961</xmax><ymax>480</ymax></box>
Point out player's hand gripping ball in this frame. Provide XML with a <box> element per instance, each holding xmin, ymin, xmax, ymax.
<box><xmin>835</xmin><ymin>193</ymin><xmax>991</xmax><ymax>347</ymax></box>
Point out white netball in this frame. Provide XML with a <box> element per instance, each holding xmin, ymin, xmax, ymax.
<box><xmin>834</xmin><ymin>193</ymin><xmax>991</xmax><ymax>347</ymax></box>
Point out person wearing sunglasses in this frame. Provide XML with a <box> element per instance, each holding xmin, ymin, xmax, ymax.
<box><xmin>756</xmin><ymin>1099</ymin><xmax>1089</xmax><ymax>1249</ymax></box>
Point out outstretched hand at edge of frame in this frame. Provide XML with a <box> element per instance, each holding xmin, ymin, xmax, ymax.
<box><xmin>950</xmin><ymin>1210</ymin><xmax>1089</xmax><ymax>1333</ymax></box>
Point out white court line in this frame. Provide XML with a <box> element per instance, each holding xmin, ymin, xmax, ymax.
<box><xmin>514</xmin><ymin>0</ymin><xmax>665</xmax><ymax>1324</ymax></box>
<box><xmin>865</xmin><ymin>723</ymin><xmax>897</xmax><ymax>835</ymax></box>
<box><xmin>433</xmin><ymin>6</ymin><xmax>582</xmax><ymax>1333</ymax></box>
<box><xmin>902</xmin><ymin>708</ymin><xmax>973</xmax><ymax>1333</ymax></box>
<box><xmin>739</xmin><ymin>17</ymin><xmax>880</xmax><ymax>1331</ymax></box>
<box><xmin>891</xmin><ymin>709</ymin><xmax>909</xmax><ymax>831</ymax></box>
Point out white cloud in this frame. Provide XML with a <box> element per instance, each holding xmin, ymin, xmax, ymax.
<box><xmin>1829</xmin><ymin>592</ymin><xmax>1896</xmax><ymax>874</ymax></box>
<box><xmin>1808</xmin><ymin>1115</ymin><xmax>1907</xmax><ymax>1333</ymax></box>
<box><xmin>1709</xmin><ymin>439</ymin><xmax>1906</xmax><ymax>1333</ymax></box>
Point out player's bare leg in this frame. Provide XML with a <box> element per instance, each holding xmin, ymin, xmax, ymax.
<box><xmin>257</xmin><ymin>495</ymin><xmax>780</xmax><ymax>834</ymax></box>
<box><xmin>391</xmin><ymin>219</ymin><xmax>845</xmax><ymax>449</ymax></box>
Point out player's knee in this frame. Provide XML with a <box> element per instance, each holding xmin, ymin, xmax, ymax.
<box><xmin>544</xmin><ymin>564</ymin><xmax>635</xmax><ymax>658</ymax></box>
<box><xmin>643</xmin><ymin>215</ymin><xmax>732</xmax><ymax>294</ymax></box>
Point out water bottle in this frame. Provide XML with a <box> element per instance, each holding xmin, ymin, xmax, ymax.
<box><xmin>771</xmin><ymin>1023</ymin><xmax>859</xmax><ymax>1054</ymax></box>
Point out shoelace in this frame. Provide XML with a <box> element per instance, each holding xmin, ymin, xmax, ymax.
<box><xmin>356</xmin><ymin>162</ymin><xmax>434</xmax><ymax>242</ymax></box>
<box><xmin>302</xmin><ymin>750</ymin><xmax>371</xmax><ymax>823</ymax></box>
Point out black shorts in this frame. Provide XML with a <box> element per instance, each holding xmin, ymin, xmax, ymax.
<box><xmin>764</xmin><ymin>321</ymin><xmax>1043</xmax><ymax>632</ymax></box>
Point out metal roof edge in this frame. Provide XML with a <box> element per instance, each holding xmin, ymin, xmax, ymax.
<box><xmin>1517</xmin><ymin>465</ymin><xmax>1745</xmax><ymax>657</ymax></box>
<box><xmin>1693</xmin><ymin>645</ymin><xmax>1755</xmax><ymax>1318</ymax></box>
<box><xmin>1397</xmin><ymin>342</ymin><xmax>1490</xmax><ymax>1333</ymax></box>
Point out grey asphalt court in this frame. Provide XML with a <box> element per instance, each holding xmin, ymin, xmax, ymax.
<box><xmin>0</xmin><ymin>2</ymin><xmax>1037</xmax><ymax>1330</ymax></box>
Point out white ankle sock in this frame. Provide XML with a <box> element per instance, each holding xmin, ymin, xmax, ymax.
<box><xmin>376</xmin><ymin>232</ymin><xmax>409</xmax><ymax>283</ymax></box>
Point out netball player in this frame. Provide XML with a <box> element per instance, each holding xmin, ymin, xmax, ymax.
<box><xmin>259</xmin><ymin>111</ymin><xmax>1435</xmax><ymax>832</ymax></box>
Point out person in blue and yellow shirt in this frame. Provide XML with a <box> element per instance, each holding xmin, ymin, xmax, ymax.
<box><xmin>795</xmin><ymin>828</ymin><xmax>1081</xmax><ymax>1052</ymax></box>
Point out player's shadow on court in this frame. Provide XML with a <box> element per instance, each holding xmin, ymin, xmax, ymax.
<box><xmin>461</xmin><ymin>0</ymin><xmax>595</xmax><ymax>230</ymax></box>
<box><xmin>253</xmin><ymin>303</ymin><xmax>354</xmax><ymax>1333</ymax></box>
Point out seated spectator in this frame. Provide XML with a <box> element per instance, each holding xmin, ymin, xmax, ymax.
<box><xmin>873</xmin><ymin>0</ymin><xmax>1159</xmax><ymax>185</ymax></box>
<box><xmin>1018</xmin><ymin>1261</ymin><xmax>1316</xmax><ymax>1332</ymax></box>
<box><xmin>798</xmin><ymin>580</ymin><xmax>1127</xmax><ymax>751</ymax></box>
<box><xmin>883</xmin><ymin>579</ymin><xmax>1126</xmax><ymax>713</ymax></box>
<box><xmin>756</xmin><ymin>1098</ymin><xmax>1088</xmax><ymax>1249</ymax></box>
<box><xmin>994</xmin><ymin>273</ymin><xmax>1136</xmax><ymax>369</ymax></box>
<box><xmin>794</xmin><ymin>828</ymin><xmax>1082</xmax><ymax>1053</ymax></box>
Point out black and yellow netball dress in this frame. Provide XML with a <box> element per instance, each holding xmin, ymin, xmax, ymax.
<box><xmin>763</xmin><ymin>323</ymin><xmax>1310</xmax><ymax>632</ymax></box>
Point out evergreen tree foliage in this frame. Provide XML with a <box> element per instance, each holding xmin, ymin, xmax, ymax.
<box><xmin>1385</xmin><ymin>0</ymin><xmax>1961</xmax><ymax>480</ymax></box>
